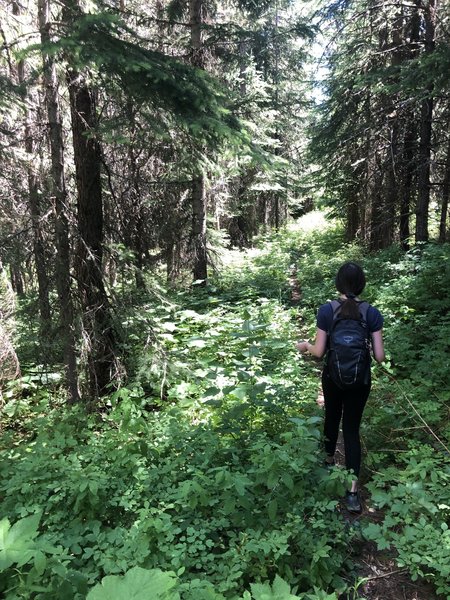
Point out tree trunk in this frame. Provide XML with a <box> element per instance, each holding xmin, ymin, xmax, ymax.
<box><xmin>26</xmin><ymin>136</ymin><xmax>52</xmax><ymax>339</ymax></box>
<box><xmin>399</xmin><ymin>118</ymin><xmax>417</xmax><ymax>250</ymax></box>
<box><xmin>360</xmin><ymin>90</ymin><xmax>372</xmax><ymax>245</ymax></box>
<box><xmin>191</xmin><ymin>176</ymin><xmax>207</xmax><ymax>281</ymax></box>
<box><xmin>24</xmin><ymin>114</ymin><xmax>52</xmax><ymax>336</ymax></box>
<box><xmin>415</xmin><ymin>96</ymin><xmax>433</xmax><ymax>242</ymax></box>
<box><xmin>13</xmin><ymin>1</ymin><xmax>52</xmax><ymax>339</ymax></box>
<box><xmin>10</xmin><ymin>263</ymin><xmax>25</xmax><ymax>296</ymax></box>
<box><xmin>369</xmin><ymin>165</ymin><xmax>384</xmax><ymax>251</ymax></box>
<box><xmin>345</xmin><ymin>197</ymin><xmax>359</xmax><ymax>241</ymax></box>
<box><xmin>399</xmin><ymin>4</ymin><xmax>421</xmax><ymax>250</ymax></box>
<box><xmin>383</xmin><ymin>118</ymin><xmax>398</xmax><ymax>248</ymax></box>
<box><xmin>189</xmin><ymin>0</ymin><xmax>208</xmax><ymax>284</ymax></box>
<box><xmin>274</xmin><ymin>194</ymin><xmax>280</xmax><ymax>231</ymax></box>
<box><xmin>415</xmin><ymin>0</ymin><xmax>436</xmax><ymax>243</ymax></box>
<box><xmin>39</xmin><ymin>0</ymin><xmax>79</xmax><ymax>402</ymax></box>
<box><xmin>382</xmin><ymin>12</ymin><xmax>405</xmax><ymax>248</ymax></box>
<box><xmin>67</xmin><ymin>67</ymin><xmax>115</xmax><ymax>399</ymax></box>
<box><xmin>439</xmin><ymin>132</ymin><xmax>450</xmax><ymax>243</ymax></box>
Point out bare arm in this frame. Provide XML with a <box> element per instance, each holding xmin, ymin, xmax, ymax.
<box><xmin>371</xmin><ymin>329</ymin><xmax>385</xmax><ymax>363</ymax></box>
<box><xmin>297</xmin><ymin>328</ymin><xmax>328</xmax><ymax>359</ymax></box>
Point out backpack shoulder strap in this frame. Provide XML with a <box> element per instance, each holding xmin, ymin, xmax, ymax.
<box><xmin>358</xmin><ymin>301</ymin><xmax>370</xmax><ymax>323</ymax></box>
<box><xmin>329</xmin><ymin>299</ymin><xmax>341</xmax><ymax>317</ymax></box>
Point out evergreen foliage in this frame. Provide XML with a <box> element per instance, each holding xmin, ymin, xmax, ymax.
<box><xmin>48</xmin><ymin>12</ymin><xmax>245</xmax><ymax>144</ymax></box>
<box><xmin>308</xmin><ymin>0</ymin><xmax>450</xmax><ymax>247</ymax></box>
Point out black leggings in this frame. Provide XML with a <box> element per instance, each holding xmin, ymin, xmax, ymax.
<box><xmin>322</xmin><ymin>369</ymin><xmax>371</xmax><ymax>478</ymax></box>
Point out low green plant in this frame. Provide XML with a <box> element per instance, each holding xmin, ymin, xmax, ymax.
<box><xmin>3</xmin><ymin>215</ymin><xmax>450</xmax><ymax>599</ymax></box>
<box><xmin>86</xmin><ymin>567</ymin><xmax>179</xmax><ymax>600</ymax></box>
<box><xmin>362</xmin><ymin>446</ymin><xmax>450</xmax><ymax>598</ymax></box>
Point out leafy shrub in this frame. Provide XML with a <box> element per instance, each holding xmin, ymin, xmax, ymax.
<box><xmin>3</xmin><ymin>215</ymin><xmax>449</xmax><ymax>599</ymax></box>
<box><xmin>363</xmin><ymin>445</ymin><xmax>450</xmax><ymax>598</ymax></box>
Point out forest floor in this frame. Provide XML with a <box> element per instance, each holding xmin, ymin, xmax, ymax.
<box><xmin>2</xmin><ymin>214</ymin><xmax>447</xmax><ymax>600</ymax></box>
<box><xmin>289</xmin><ymin>262</ymin><xmax>441</xmax><ymax>600</ymax></box>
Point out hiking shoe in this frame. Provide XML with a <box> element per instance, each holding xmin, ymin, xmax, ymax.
<box><xmin>345</xmin><ymin>491</ymin><xmax>362</xmax><ymax>513</ymax></box>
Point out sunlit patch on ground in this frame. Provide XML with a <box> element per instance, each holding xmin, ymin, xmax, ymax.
<box><xmin>287</xmin><ymin>210</ymin><xmax>330</xmax><ymax>233</ymax></box>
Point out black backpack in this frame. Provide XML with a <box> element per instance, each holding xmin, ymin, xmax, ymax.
<box><xmin>326</xmin><ymin>300</ymin><xmax>371</xmax><ymax>389</ymax></box>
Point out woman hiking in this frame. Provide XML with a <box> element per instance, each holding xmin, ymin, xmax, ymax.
<box><xmin>297</xmin><ymin>262</ymin><xmax>385</xmax><ymax>513</ymax></box>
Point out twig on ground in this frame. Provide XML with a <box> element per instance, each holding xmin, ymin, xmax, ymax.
<box><xmin>385</xmin><ymin>371</ymin><xmax>450</xmax><ymax>454</ymax></box>
<box><xmin>362</xmin><ymin>568</ymin><xmax>408</xmax><ymax>582</ymax></box>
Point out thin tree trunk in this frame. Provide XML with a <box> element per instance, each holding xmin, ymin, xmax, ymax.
<box><xmin>345</xmin><ymin>197</ymin><xmax>359</xmax><ymax>241</ymax></box>
<box><xmin>190</xmin><ymin>0</ymin><xmax>207</xmax><ymax>284</ymax></box>
<box><xmin>369</xmin><ymin>164</ymin><xmax>384</xmax><ymax>251</ymax></box>
<box><xmin>361</xmin><ymin>90</ymin><xmax>373</xmax><ymax>245</ymax></box>
<box><xmin>274</xmin><ymin>194</ymin><xmax>280</xmax><ymax>231</ymax></box>
<box><xmin>13</xmin><ymin>1</ymin><xmax>52</xmax><ymax>338</ymax></box>
<box><xmin>26</xmin><ymin>130</ymin><xmax>52</xmax><ymax>337</ymax></box>
<box><xmin>415</xmin><ymin>0</ymin><xmax>436</xmax><ymax>243</ymax></box>
<box><xmin>373</xmin><ymin>18</ymin><xmax>398</xmax><ymax>249</ymax></box>
<box><xmin>439</xmin><ymin>132</ymin><xmax>450</xmax><ymax>243</ymax></box>
<box><xmin>24</xmin><ymin>112</ymin><xmax>52</xmax><ymax>334</ymax></box>
<box><xmin>382</xmin><ymin>12</ymin><xmax>404</xmax><ymax>248</ymax></box>
<box><xmin>399</xmin><ymin>117</ymin><xmax>417</xmax><ymax>250</ymax></box>
<box><xmin>399</xmin><ymin>4</ymin><xmax>420</xmax><ymax>250</ymax></box>
<box><xmin>416</xmin><ymin>97</ymin><xmax>433</xmax><ymax>242</ymax></box>
<box><xmin>10</xmin><ymin>263</ymin><xmax>25</xmax><ymax>296</ymax></box>
<box><xmin>383</xmin><ymin>117</ymin><xmax>398</xmax><ymax>248</ymax></box>
<box><xmin>191</xmin><ymin>176</ymin><xmax>207</xmax><ymax>281</ymax></box>
<box><xmin>125</xmin><ymin>100</ymin><xmax>146</xmax><ymax>289</ymax></box>
<box><xmin>38</xmin><ymin>0</ymin><xmax>79</xmax><ymax>402</ymax></box>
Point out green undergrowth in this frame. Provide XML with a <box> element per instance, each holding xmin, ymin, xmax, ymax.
<box><xmin>1</xmin><ymin>212</ymin><xmax>450</xmax><ymax>599</ymax></box>
<box><xmin>282</xmin><ymin>217</ymin><xmax>450</xmax><ymax>599</ymax></box>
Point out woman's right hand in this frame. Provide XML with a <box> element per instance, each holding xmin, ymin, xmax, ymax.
<box><xmin>297</xmin><ymin>341</ymin><xmax>309</xmax><ymax>353</ymax></box>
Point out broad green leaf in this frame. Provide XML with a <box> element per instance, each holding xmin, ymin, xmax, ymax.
<box><xmin>0</xmin><ymin>513</ymin><xmax>41</xmax><ymax>572</ymax></box>
<box><xmin>202</xmin><ymin>387</ymin><xmax>221</xmax><ymax>398</ymax></box>
<box><xmin>231</xmin><ymin>386</ymin><xmax>248</xmax><ymax>400</ymax></box>
<box><xmin>268</xmin><ymin>499</ymin><xmax>278</xmax><ymax>523</ymax></box>
<box><xmin>87</xmin><ymin>567</ymin><xmax>179</xmax><ymax>600</ymax></box>
<box><xmin>362</xmin><ymin>522</ymin><xmax>384</xmax><ymax>543</ymax></box>
<box><xmin>250</xmin><ymin>574</ymin><xmax>299</xmax><ymax>599</ymax></box>
<box><xmin>0</xmin><ymin>518</ymin><xmax>11</xmax><ymax>551</ymax></box>
<box><xmin>187</xmin><ymin>338</ymin><xmax>206</xmax><ymax>348</ymax></box>
<box><xmin>7</xmin><ymin>513</ymin><xmax>41</xmax><ymax>545</ymax></box>
<box><xmin>34</xmin><ymin>550</ymin><xmax>47</xmax><ymax>575</ymax></box>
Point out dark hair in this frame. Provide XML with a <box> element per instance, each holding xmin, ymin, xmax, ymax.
<box><xmin>335</xmin><ymin>262</ymin><xmax>366</xmax><ymax>319</ymax></box>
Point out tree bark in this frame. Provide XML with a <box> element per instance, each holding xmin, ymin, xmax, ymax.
<box><xmin>39</xmin><ymin>0</ymin><xmax>79</xmax><ymax>402</ymax></box>
<box><xmin>399</xmin><ymin>119</ymin><xmax>417</xmax><ymax>250</ymax></box>
<box><xmin>10</xmin><ymin>263</ymin><xmax>25</xmax><ymax>296</ymax></box>
<box><xmin>439</xmin><ymin>131</ymin><xmax>450</xmax><ymax>243</ymax></box>
<box><xmin>67</xmin><ymin>66</ymin><xmax>115</xmax><ymax>399</ymax></box>
<box><xmin>382</xmin><ymin>11</ymin><xmax>405</xmax><ymax>248</ymax></box>
<box><xmin>24</xmin><ymin>108</ymin><xmax>52</xmax><ymax>336</ymax></box>
<box><xmin>189</xmin><ymin>0</ymin><xmax>208</xmax><ymax>284</ymax></box>
<box><xmin>399</xmin><ymin>3</ymin><xmax>421</xmax><ymax>250</ymax></box>
<box><xmin>13</xmin><ymin>1</ymin><xmax>52</xmax><ymax>338</ymax></box>
<box><xmin>345</xmin><ymin>197</ymin><xmax>359</xmax><ymax>242</ymax></box>
<box><xmin>191</xmin><ymin>175</ymin><xmax>207</xmax><ymax>282</ymax></box>
<box><xmin>25</xmin><ymin>128</ymin><xmax>52</xmax><ymax>339</ymax></box>
<box><xmin>415</xmin><ymin>0</ymin><xmax>436</xmax><ymax>243</ymax></box>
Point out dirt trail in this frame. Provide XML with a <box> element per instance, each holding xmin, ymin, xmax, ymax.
<box><xmin>332</xmin><ymin>423</ymin><xmax>439</xmax><ymax>600</ymax></box>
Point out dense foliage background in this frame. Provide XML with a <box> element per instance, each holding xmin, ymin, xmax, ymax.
<box><xmin>1</xmin><ymin>215</ymin><xmax>449</xmax><ymax>598</ymax></box>
<box><xmin>1</xmin><ymin>0</ymin><xmax>450</xmax><ymax>598</ymax></box>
